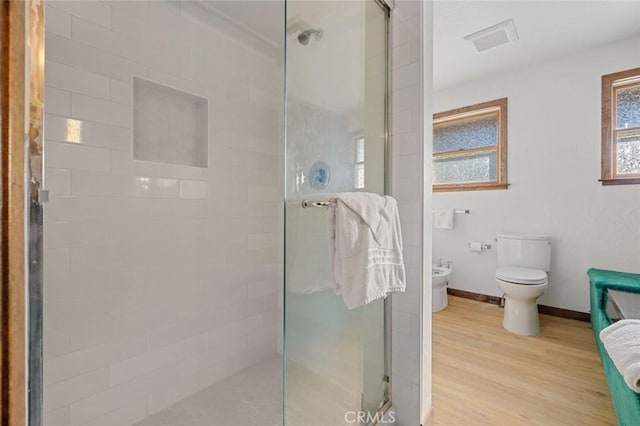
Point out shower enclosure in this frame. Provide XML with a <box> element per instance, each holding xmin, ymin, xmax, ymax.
<box><xmin>284</xmin><ymin>1</ymin><xmax>389</xmax><ymax>424</ymax></box>
<box><xmin>27</xmin><ymin>0</ymin><xmax>403</xmax><ymax>425</ymax></box>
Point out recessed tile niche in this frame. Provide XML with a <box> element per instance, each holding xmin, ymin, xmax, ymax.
<box><xmin>133</xmin><ymin>77</ymin><xmax>208</xmax><ymax>167</ymax></box>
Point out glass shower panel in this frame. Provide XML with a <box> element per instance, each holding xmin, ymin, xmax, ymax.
<box><xmin>40</xmin><ymin>2</ymin><xmax>284</xmax><ymax>425</ymax></box>
<box><xmin>284</xmin><ymin>1</ymin><xmax>388</xmax><ymax>424</ymax></box>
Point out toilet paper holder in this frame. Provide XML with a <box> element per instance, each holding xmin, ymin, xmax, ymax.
<box><xmin>468</xmin><ymin>242</ymin><xmax>492</xmax><ymax>251</ymax></box>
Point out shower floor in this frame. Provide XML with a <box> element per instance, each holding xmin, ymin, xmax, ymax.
<box><xmin>134</xmin><ymin>356</ymin><xmax>358</xmax><ymax>426</ymax></box>
<box><xmin>135</xmin><ymin>357</ymin><xmax>282</xmax><ymax>426</ymax></box>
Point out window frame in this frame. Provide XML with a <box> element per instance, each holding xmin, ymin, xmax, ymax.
<box><xmin>432</xmin><ymin>97</ymin><xmax>508</xmax><ymax>192</ymax></box>
<box><xmin>601</xmin><ymin>67</ymin><xmax>640</xmax><ymax>185</ymax></box>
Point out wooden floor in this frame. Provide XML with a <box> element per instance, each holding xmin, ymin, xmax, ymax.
<box><xmin>432</xmin><ymin>297</ymin><xmax>616</xmax><ymax>426</ymax></box>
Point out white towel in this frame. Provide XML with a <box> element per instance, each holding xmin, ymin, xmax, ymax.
<box><xmin>600</xmin><ymin>319</ymin><xmax>640</xmax><ymax>393</ymax></box>
<box><xmin>328</xmin><ymin>192</ymin><xmax>406</xmax><ymax>309</ymax></box>
<box><xmin>433</xmin><ymin>209</ymin><xmax>454</xmax><ymax>230</ymax></box>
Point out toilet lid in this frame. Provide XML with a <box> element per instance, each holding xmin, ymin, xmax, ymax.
<box><xmin>496</xmin><ymin>266</ymin><xmax>547</xmax><ymax>285</ymax></box>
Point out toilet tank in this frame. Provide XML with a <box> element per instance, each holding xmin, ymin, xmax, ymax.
<box><xmin>496</xmin><ymin>234</ymin><xmax>551</xmax><ymax>271</ymax></box>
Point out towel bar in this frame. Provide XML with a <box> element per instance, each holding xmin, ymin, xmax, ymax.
<box><xmin>433</xmin><ymin>209</ymin><xmax>470</xmax><ymax>214</ymax></box>
<box><xmin>303</xmin><ymin>201</ymin><xmax>470</xmax><ymax>214</ymax></box>
<box><xmin>301</xmin><ymin>199</ymin><xmax>336</xmax><ymax>208</ymax></box>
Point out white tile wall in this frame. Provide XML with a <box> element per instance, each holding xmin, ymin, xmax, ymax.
<box><xmin>45</xmin><ymin>5</ymin><xmax>72</xmax><ymax>39</ymax></box>
<box><xmin>45</xmin><ymin>168</ymin><xmax>71</xmax><ymax>195</ymax></box>
<box><xmin>46</xmin><ymin>142</ymin><xmax>111</xmax><ymax>172</ymax></box>
<box><xmin>389</xmin><ymin>1</ymin><xmax>425</xmax><ymax>424</ymax></box>
<box><xmin>45</xmin><ymin>86</ymin><xmax>71</xmax><ymax>116</ymax></box>
<box><xmin>43</xmin><ymin>1</ymin><xmax>283</xmax><ymax>424</ymax></box>
<box><xmin>50</xmin><ymin>0</ymin><xmax>112</xmax><ymax>28</ymax></box>
<box><xmin>71</xmin><ymin>93</ymin><xmax>130</xmax><ymax>128</ymax></box>
<box><xmin>45</xmin><ymin>61</ymin><xmax>111</xmax><ymax>99</ymax></box>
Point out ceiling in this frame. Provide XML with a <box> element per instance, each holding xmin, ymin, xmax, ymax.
<box><xmin>434</xmin><ymin>1</ymin><xmax>640</xmax><ymax>90</ymax></box>
<box><xmin>196</xmin><ymin>1</ymin><xmax>640</xmax><ymax>110</ymax></box>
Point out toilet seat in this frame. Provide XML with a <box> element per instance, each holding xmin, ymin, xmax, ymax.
<box><xmin>496</xmin><ymin>266</ymin><xmax>547</xmax><ymax>285</ymax></box>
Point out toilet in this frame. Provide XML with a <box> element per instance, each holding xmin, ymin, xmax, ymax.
<box><xmin>495</xmin><ymin>234</ymin><xmax>551</xmax><ymax>336</ymax></box>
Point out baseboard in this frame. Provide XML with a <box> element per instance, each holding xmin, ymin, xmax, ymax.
<box><xmin>447</xmin><ymin>288</ymin><xmax>590</xmax><ymax>322</ymax></box>
<box><xmin>421</xmin><ymin>405</ymin><xmax>434</xmax><ymax>426</ymax></box>
<box><xmin>537</xmin><ymin>304</ymin><xmax>590</xmax><ymax>322</ymax></box>
<box><xmin>447</xmin><ymin>288</ymin><xmax>502</xmax><ymax>305</ymax></box>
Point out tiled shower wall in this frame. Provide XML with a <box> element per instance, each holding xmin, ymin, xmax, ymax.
<box><xmin>42</xmin><ymin>1</ymin><xmax>283</xmax><ymax>425</ymax></box>
<box><xmin>286</xmin><ymin>99</ymin><xmax>354</xmax><ymax>197</ymax></box>
<box><xmin>389</xmin><ymin>0</ymin><xmax>425</xmax><ymax>424</ymax></box>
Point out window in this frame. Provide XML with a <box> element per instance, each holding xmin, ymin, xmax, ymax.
<box><xmin>433</xmin><ymin>98</ymin><xmax>508</xmax><ymax>192</ymax></box>
<box><xmin>601</xmin><ymin>67</ymin><xmax>640</xmax><ymax>185</ymax></box>
<box><xmin>355</xmin><ymin>137</ymin><xmax>365</xmax><ymax>189</ymax></box>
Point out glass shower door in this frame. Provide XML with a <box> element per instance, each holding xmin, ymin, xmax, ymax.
<box><xmin>284</xmin><ymin>1</ymin><xmax>389</xmax><ymax>424</ymax></box>
<box><xmin>39</xmin><ymin>2</ymin><xmax>286</xmax><ymax>425</ymax></box>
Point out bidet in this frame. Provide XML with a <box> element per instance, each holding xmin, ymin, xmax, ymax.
<box><xmin>432</xmin><ymin>265</ymin><xmax>452</xmax><ymax>312</ymax></box>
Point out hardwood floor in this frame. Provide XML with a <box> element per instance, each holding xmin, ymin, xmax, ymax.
<box><xmin>432</xmin><ymin>296</ymin><xmax>616</xmax><ymax>426</ymax></box>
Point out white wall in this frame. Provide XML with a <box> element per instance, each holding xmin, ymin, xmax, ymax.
<box><xmin>43</xmin><ymin>1</ymin><xmax>283</xmax><ymax>425</ymax></box>
<box><xmin>433</xmin><ymin>35</ymin><xmax>640</xmax><ymax>313</ymax></box>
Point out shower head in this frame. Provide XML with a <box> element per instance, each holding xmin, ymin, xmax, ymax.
<box><xmin>297</xmin><ymin>28</ymin><xmax>323</xmax><ymax>45</ymax></box>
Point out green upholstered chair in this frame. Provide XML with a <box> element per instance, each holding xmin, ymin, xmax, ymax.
<box><xmin>589</xmin><ymin>268</ymin><xmax>640</xmax><ymax>426</ymax></box>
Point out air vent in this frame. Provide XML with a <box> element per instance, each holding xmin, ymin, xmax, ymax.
<box><xmin>464</xmin><ymin>19</ymin><xmax>519</xmax><ymax>52</ymax></box>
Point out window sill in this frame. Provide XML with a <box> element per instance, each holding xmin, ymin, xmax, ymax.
<box><xmin>433</xmin><ymin>183</ymin><xmax>509</xmax><ymax>192</ymax></box>
<box><xmin>599</xmin><ymin>178</ymin><xmax>640</xmax><ymax>186</ymax></box>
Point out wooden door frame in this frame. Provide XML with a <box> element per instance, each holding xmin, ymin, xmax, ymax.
<box><xmin>1</xmin><ymin>1</ymin><xmax>28</xmax><ymax>424</ymax></box>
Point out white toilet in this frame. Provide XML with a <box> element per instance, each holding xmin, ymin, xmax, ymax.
<box><xmin>495</xmin><ymin>234</ymin><xmax>551</xmax><ymax>336</ymax></box>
